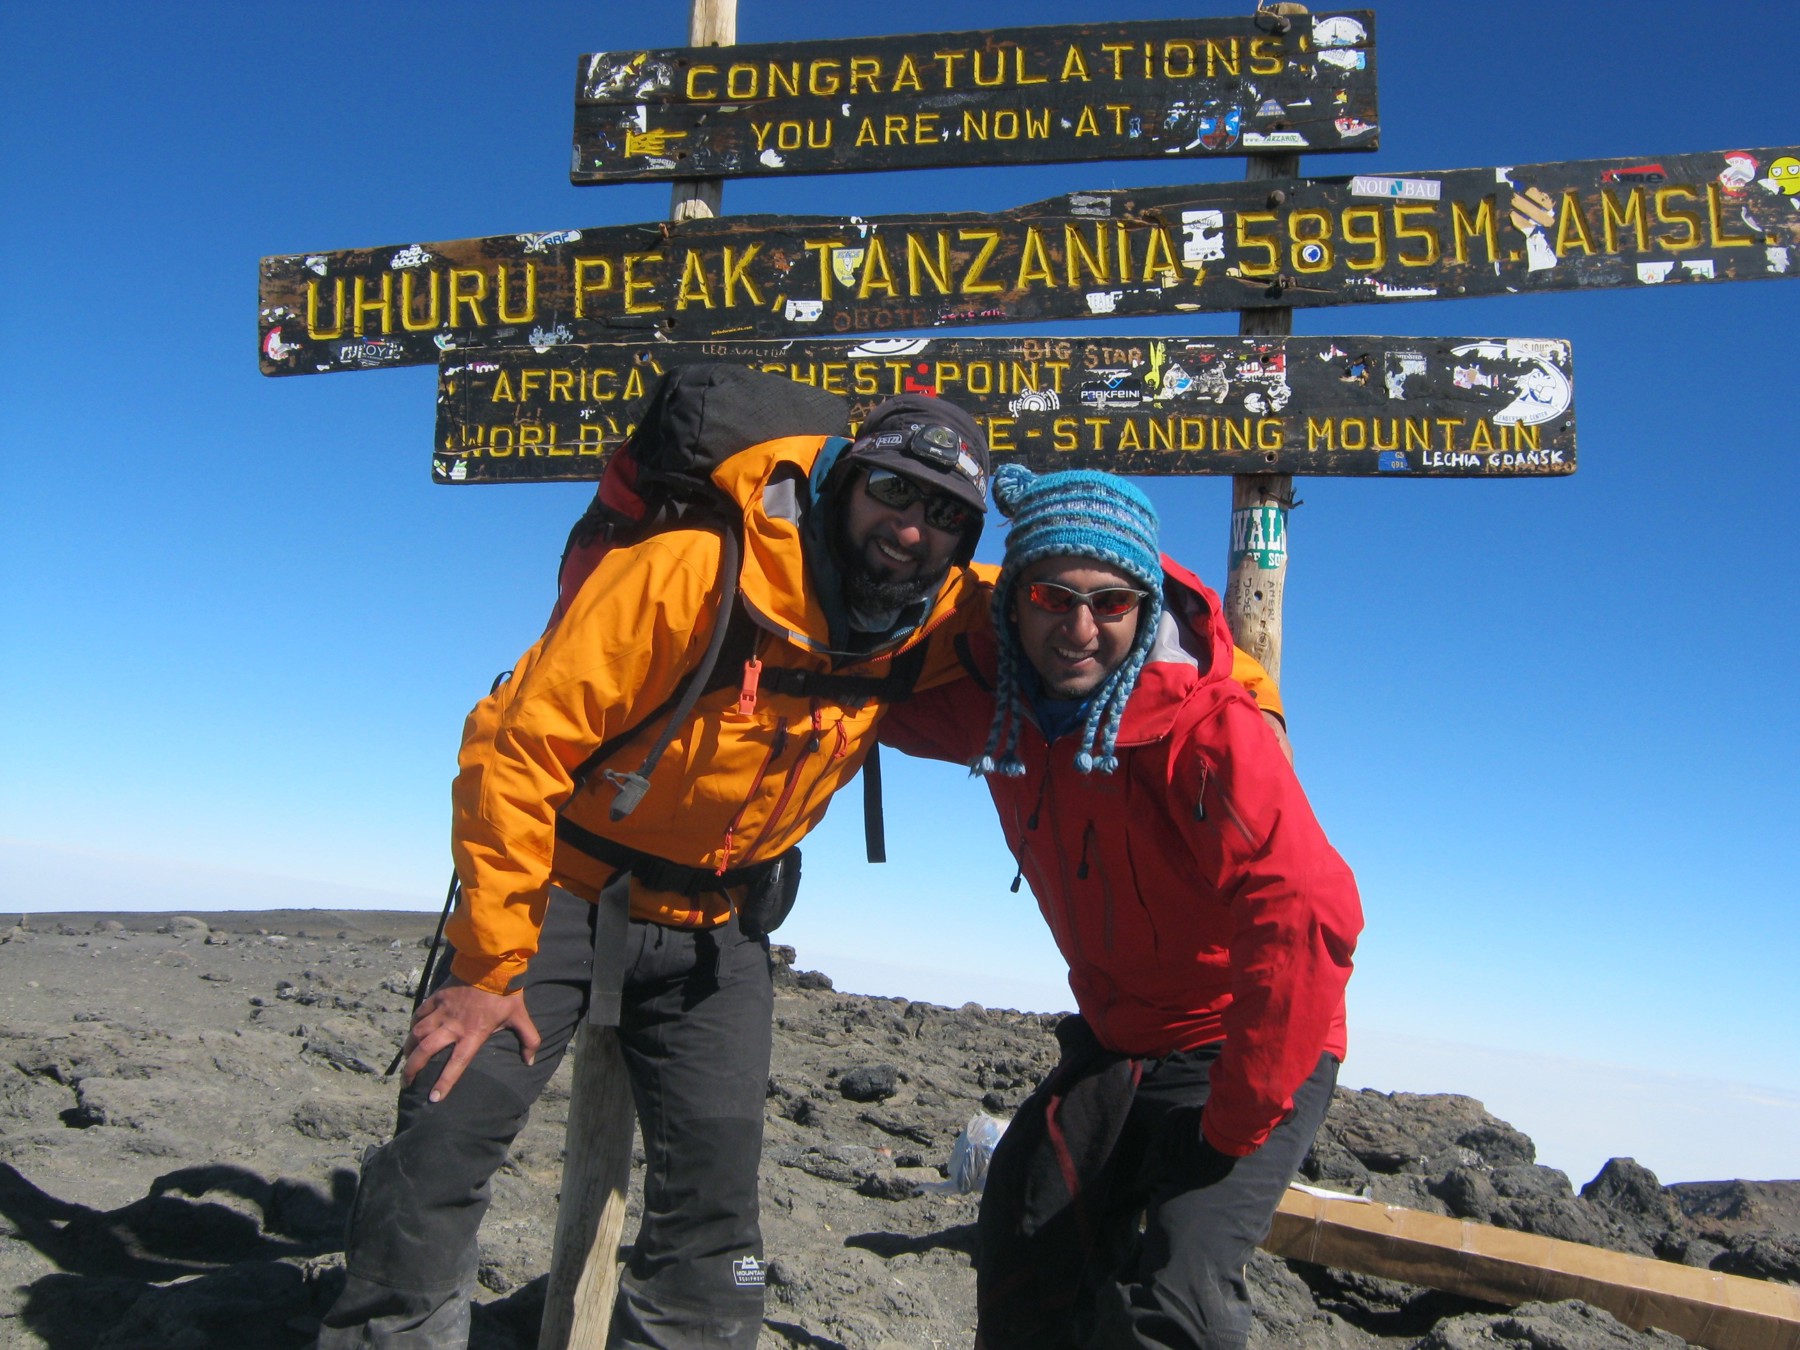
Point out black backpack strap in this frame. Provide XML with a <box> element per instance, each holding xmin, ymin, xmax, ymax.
<box><xmin>862</xmin><ymin>743</ymin><xmax>887</xmax><ymax>864</ymax></box>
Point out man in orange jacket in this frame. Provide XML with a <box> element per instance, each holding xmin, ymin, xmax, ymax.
<box><xmin>318</xmin><ymin>393</ymin><xmax>993</xmax><ymax>1349</ymax></box>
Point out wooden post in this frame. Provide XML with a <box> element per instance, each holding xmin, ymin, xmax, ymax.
<box><xmin>538</xmin><ymin>5</ymin><xmax>740</xmax><ymax>1344</ymax></box>
<box><xmin>1223</xmin><ymin>2</ymin><xmax>1306</xmax><ymax>690</ymax></box>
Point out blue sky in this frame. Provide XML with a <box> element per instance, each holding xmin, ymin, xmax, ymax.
<box><xmin>2</xmin><ymin>1</ymin><xmax>1795</xmax><ymax>1187</ymax></box>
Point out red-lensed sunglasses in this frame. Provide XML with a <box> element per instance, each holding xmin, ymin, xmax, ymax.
<box><xmin>1021</xmin><ymin>581</ymin><xmax>1150</xmax><ymax>619</ymax></box>
<box><xmin>862</xmin><ymin>468</ymin><xmax>978</xmax><ymax>533</ymax></box>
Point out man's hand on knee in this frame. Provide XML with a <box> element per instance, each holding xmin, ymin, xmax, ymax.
<box><xmin>404</xmin><ymin>979</ymin><xmax>541</xmax><ymax>1102</ymax></box>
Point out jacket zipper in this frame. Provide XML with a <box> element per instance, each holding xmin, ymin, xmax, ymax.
<box><xmin>717</xmin><ymin>717</ymin><xmax>788</xmax><ymax>875</ymax></box>
<box><xmin>740</xmin><ymin>701</ymin><xmax>822</xmax><ymax>861</ymax></box>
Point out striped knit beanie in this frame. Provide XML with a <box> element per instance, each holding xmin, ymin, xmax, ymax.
<box><xmin>973</xmin><ymin>464</ymin><xmax>1163</xmax><ymax>777</ymax></box>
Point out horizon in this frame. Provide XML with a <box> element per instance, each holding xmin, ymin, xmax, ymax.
<box><xmin>3</xmin><ymin>0</ymin><xmax>1796</xmax><ymax>1195</ymax></box>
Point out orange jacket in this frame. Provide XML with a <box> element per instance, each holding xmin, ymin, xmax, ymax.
<box><xmin>447</xmin><ymin>435</ymin><xmax>985</xmax><ymax>993</ymax></box>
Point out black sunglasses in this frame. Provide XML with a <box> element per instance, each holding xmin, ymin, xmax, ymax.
<box><xmin>1021</xmin><ymin>581</ymin><xmax>1150</xmax><ymax>619</ymax></box>
<box><xmin>862</xmin><ymin>468</ymin><xmax>978</xmax><ymax>533</ymax></box>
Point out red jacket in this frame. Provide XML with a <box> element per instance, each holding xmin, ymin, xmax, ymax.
<box><xmin>880</xmin><ymin>557</ymin><xmax>1362</xmax><ymax>1156</ymax></box>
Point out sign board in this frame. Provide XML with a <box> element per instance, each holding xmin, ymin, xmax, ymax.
<box><xmin>261</xmin><ymin>145</ymin><xmax>1799</xmax><ymax>376</ymax></box>
<box><xmin>572</xmin><ymin>13</ymin><xmax>1378</xmax><ymax>183</ymax></box>
<box><xmin>433</xmin><ymin>335</ymin><xmax>1574</xmax><ymax>484</ymax></box>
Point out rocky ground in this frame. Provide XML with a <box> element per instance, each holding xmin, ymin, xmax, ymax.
<box><xmin>0</xmin><ymin>911</ymin><xmax>1795</xmax><ymax>1349</ymax></box>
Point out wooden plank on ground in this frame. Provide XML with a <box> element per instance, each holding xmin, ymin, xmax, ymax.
<box><xmin>571</xmin><ymin>13</ymin><xmax>1379</xmax><ymax>182</ymax></box>
<box><xmin>1265</xmin><ymin>1187</ymin><xmax>1800</xmax><ymax>1350</ymax></box>
<box><xmin>259</xmin><ymin>144</ymin><xmax>1800</xmax><ymax>375</ymax></box>
<box><xmin>430</xmin><ymin>334</ymin><xmax>1575</xmax><ymax>484</ymax></box>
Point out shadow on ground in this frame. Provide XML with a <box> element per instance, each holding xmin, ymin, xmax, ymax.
<box><xmin>3</xmin><ymin>1162</ymin><xmax>352</xmax><ymax>1349</ymax></box>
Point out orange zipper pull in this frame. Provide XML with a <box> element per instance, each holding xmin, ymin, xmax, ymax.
<box><xmin>738</xmin><ymin>656</ymin><xmax>764</xmax><ymax>715</ymax></box>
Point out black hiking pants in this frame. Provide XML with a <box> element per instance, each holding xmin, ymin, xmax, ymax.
<box><xmin>976</xmin><ymin>1024</ymin><xmax>1337</xmax><ymax>1350</ymax></box>
<box><xmin>316</xmin><ymin>884</ymin><xmax>774</xmax><ymax>1349</ymax></box>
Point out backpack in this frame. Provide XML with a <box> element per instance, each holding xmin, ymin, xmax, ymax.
<box><xmin>550</xmin><ymin>361</ymin><xmax>854</xmax><ymax>626</ymax></box>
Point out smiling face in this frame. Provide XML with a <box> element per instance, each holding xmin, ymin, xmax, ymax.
<box><xmin>837</xmin><ymin>467</ymin><xmax>963</xmax><ymax>611</ymax></box>
<box><xmin>1010</xmin><ymin>556</ymin><xmax>1146</xmax><ymax>700</ymax></box>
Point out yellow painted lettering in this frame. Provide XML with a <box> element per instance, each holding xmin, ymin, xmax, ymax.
<box><xmin>1064</xmin><ymin>222</ymin><xmax>1110</xmax><ymax>286</ymax></box>
<box><xmin>972</xmin><ymin>49</ymin><xmax>1005</xmax><ymax>87</ymax></box>
<box><xmin>353</xmin><ymin>273</ymin><xmax>392</xmax><ymax>336</ymax></box>
<box><xmin>1016</xmin><ymin>48</ymin><xmax>1047</xmax><ymax>85</ymax></box>
<box><xmin>1016</xmin><ymin>227</ymin><xmax>1056</xmax><ymax>290</ymax></box>
<box><xmin>491</xmin><ymin>370</ymin><xmax>515</xmax><ymax>402</ymax></box>
<box><xmin>1341</xmin><ymin>206</ymin><xmax>1386</xmax><ymax>271</ymax></box>
<box><xmin>905</xmin><ymin>231</ymin><xmax>953</xmax><ymax>295</ymax></box>
<box><xmin>849</xmin><ymin>56</ymin><xmax>881</xmax><ymax>93</ymax></box>
<box><xmin>675</xmin><ymin>250</ymin><xmax>713</xmax><ymax>309</ymax></box>
<box><xmin>857</xmin><ymin>234</ymin><xmax>897</xmax><ymax>298</ymax></box>
<box><xmin>1392</xmin><ymin>203</ymin><xmax>1441</xmax><ymax>267</ymax></box>
<box><xmin>767</xmin><ymin>61</ymin><xmax>800</xmax><ymax>98</ymax></box>
<box><xmin>686</xmin><ymin>65</ymin><xmax>718</xmax><ymax>100</ymax></box>
<box><xmin>496</xmin><ymin>263</ymin><xmax>536</xmax><ymax>324</ymax></box>
<box><xmin>1306</xmin><ymin>417</ymin><xmax>1334</xmax><ymax>451</ymax></box>
<box><xmin>892</xmin><ymin>54</ymin><xmax>923</xmax><ymax>92</ymax></box>
<box><xmin>1235</xmin><ymin>211</ymin><xmax>1280</xmax><ymax>277</ymax></box>
<box><xmin>809</xmin><ymin>60</ymin><xmax>841</xmax><ymax>95</ymax></box>
<box><xmin>1074</xmin><ymin>105</ymin><xmax>1099</xmax><ymax>137</ymax></box>
<box><xmin>448</xmin><ymin>268</ymin><xmax>488</xmax><ymax>326</ymax></box>
<box><xmin>1288</xmin><ymin>210</ymin><xmax>1334</xmax><ymax>274</ymax></box>
<box><xmin>1654</xmin><ymin>187</ymin><xmax>1702</xmax><ymax>252</ymax></box>
<box><xmin>1248</xmin><ymin>36</ymin><xmax>1284</xmax><ymax>75</ymax></box>
<box><xmin>1470</xmin><ymin>419</ymin><xmax>1495</xmax><ymax>452</ymax></box>
<box><xmin>1450</xmin><ymin>198</ymin><xmax>1498</xmax><ymax>264</ymax></box>
<box><xmin>804</xmin><ymin>240</ymin><xmax>837</xmax><ymax>300</ymax></box>
<box><xmin>573</xmin><ymin>257</ymin><xmax>613</xmax><ymax>319</ymax></box>
<box><xmin>400</xmin><ymin>269</ymin><xmax>441</xmax><ymax>331</ymax></box>
<box><xmin>1060</xmin><ymin>44</ymin><xmax>1090</xmax><ymax>82</ymax></box>
<box><xmin>957</xmin><ymin>229</ymin><xmax>1004</xmax><ymax>293</ymax></box>
<box><xmin>934</xmin><ymin>51</ymin><xmax>965</xmax><ymax>88</ymax></box>
<box><xmin>1601</xmin><ymin>188</ymin><xmax>1648</xmax><ymax>253</ymax></box>
<box><xmin>855</xmin><ymin>117</ymin><xmax>878</xmax><ymax>147</ymax></box>
<box><xmin>1053</xmin><ymin>416</ymin><xmax>1079</xmax><ymax>450</ymax></box>
<box><xmin>726</xmin><ymin>63</ymin><xmax>758</xmax><ymax>100</ymax></box>
<box><xmin>1100</xmin><ymin>43</ymin><xmax>1132</xmax><ymax>79</ymax></box>
<box><xmin>1707</xmin><ymin>182</ymin><xmax>1755</xmax><ymax>248</ymax></box>
<box><xmin>1163</xmin><ymin>40</ymin><xmax>1196</xmax><ymax>78</ymax></box>
<box><xmin>722</xmin><ymin>245</ymin><xmax>764</xmax><ymax>307</ymax></box>
<box><xmin>622</xmin><ymin>253</ymin><xmax>661</xmax><ymax>314</ymax></box>
<box><xmin>1204</xmin><ymin>38</ymin><xmax>1241</xmax><ymax>77</ymax></box>
<box><xmin>1553</xmin><ymin>190</ymin><xmax>1596</xmax><ymax>256</ymax></box>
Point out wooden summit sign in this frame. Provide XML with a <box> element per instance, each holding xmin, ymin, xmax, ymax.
<box><xmin>260</xmin><ymin>144</ymin><xmax>1800</xmax><ymax>376</ymax></box>
<box><xmin>432</xmin><ymin>335</ymin><xmax>1575</xmax><ymax>484</ymax></box>
<box><xmin>571</xmin><ymin>13</ymin><xmax>1378</xmax><ymax>182</ymax></box>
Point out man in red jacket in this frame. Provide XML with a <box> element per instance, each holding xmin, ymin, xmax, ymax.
<box><xmin>881</xmin><ymin>465</ymin><xmax>1363</xmax><ymax>1350</ymax></box>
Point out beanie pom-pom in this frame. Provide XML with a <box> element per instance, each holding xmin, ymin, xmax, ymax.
<box><xmin>998</xmin><ymin>754</ymin><xmax>1028</xmax><ymax>777</ymax></box>
<box><xmin>970</xmin><ymin>754</ymin><xmax>997</xmax><ymax>776</ymax></box>
<box><xmin>1091</xmin><ymin>753</ymin><xmax>1120</xmax><ymax>774</ymax></box>
<box><xmin>1073</xmin><ymin>751</ymin><xmax>1095</xmax><ymax>773</ymax></box>
<box><xmin>991</xmin><ymin>463</ymin><xmax>1037</xmax><ymax>520</ymax></box>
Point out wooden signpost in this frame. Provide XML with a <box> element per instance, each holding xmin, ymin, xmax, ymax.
<box><xmin>571</xmin><ymin>12</ymin><xmax>1378</xmax><ymax>182</ymax></box>
<box><xmin>433</xmin><ymin>334</ymin><xmax>1575</xmax><ymax>483</ymax></box>
<box><xmin>259</xmin><ymin>143</ymin><xmax>1800</xmax><ymax>375</ymax></box>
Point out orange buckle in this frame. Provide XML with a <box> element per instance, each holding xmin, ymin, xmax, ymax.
<box><xmin>737</xmin><ymin>656</ymin><xmax>764</xmax><ymax>716</ymax></box>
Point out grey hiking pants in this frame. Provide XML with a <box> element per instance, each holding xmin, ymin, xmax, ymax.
<box><xmin>978</xmin><ymin>1036</ymin><xmax>1337</xmax><ymax>1350</ymax></box>
<box><xmin>316</xmin><ymin>884</ymin><xmax>775</xmax><ymax>1349</ymax></box>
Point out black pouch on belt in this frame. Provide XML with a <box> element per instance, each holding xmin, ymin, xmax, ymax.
<box><xmin>738</xmin><ymin>848</ymin><xmax>801</xmax><ymax>940</ymax></box>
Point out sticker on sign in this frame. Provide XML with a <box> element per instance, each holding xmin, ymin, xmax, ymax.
<box><xmin>1349</xmin><ymin>176</ymin><xmax>1442</xmax><ymax>201</ymax></box>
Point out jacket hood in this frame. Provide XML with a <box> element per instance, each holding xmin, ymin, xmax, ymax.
<box><xmin>710</xmin><ymin>434</ymin><xmax>976</xmax><ymax>658</ymax></box>
<box><xmin>1110</xmin><ymin>554</ymin><xmax>1239</xmax><ymax>746</ymax></box>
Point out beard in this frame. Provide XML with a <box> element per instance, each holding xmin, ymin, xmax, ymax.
<box><xmin>832</xmin><ymin>516</ymin><xmax>948</xmax><ymax>616</ymax></box>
